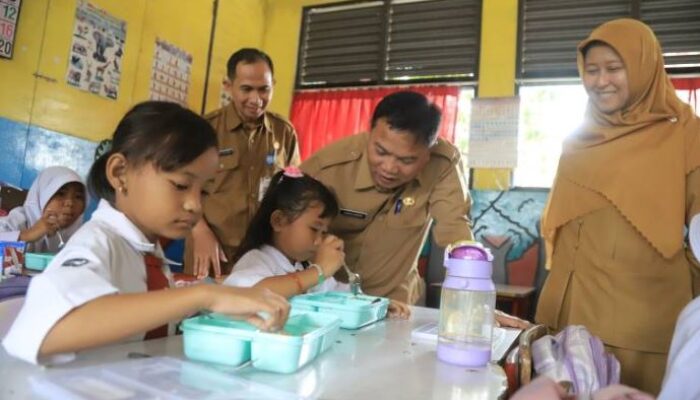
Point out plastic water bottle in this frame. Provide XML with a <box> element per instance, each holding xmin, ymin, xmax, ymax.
<box><xmin>437</xmin><ymin>240</ymin><xmax>496</xmax><ymax>368</ymax></box>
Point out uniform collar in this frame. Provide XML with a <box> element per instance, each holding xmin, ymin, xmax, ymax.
<box><xmin>261</xmin><ymin>244</ymin><xmax>304</xmax><ymax>272</ymax></box>
<box><xmin>92</xmin><ymin>199</ymin><xmax>161</xmax><ymax>255</ymax></box>
<box><xmin>224</xmin><ymin>103</ymin><xmax>272</xmax><ymax>133</ymax></box>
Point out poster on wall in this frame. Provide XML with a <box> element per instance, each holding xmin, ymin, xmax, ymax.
<box><xmin>467</xmin><ymin>97</ymin><xmax>520</xmax><ymax>168</ymax></box>
<box><xmin>149</xmin><ymin>38</ymin><xmax>192</xmax><ymax>106</ymax></box>
<box><xmin>0</xmin><ymin>0</ymin><xmax>21</xmax><ymax>59</ymax></box>
<box><xmin>66</xmin><ymin>1</ymin><xmax>126</xmax><ymax>100</ymax></box>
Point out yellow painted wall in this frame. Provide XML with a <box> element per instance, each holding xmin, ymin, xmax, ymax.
<box><xmin>203</xmin><ymin>0</ymin><xmax>266</xmax><ymax>114</ymax></box>
<box><xmin>0</xmin><ymin>0</ymin><xmax>49</xmax><ymax>123</ymax></box>
<box><xmin>1</xmin><ymin>0</ymin><xmax>219</xmax><ymax>142</ymax></box>
<box><xmin>1</xmin><ymin>0</ymin><xmax>521</xmax><ymax>163</ymax></box>
<box><xmin>30</xmin><ymin>0</ymin><xmax>147</xmax><ymax>141</ymax></box>
<box><xmin>262</xmin><ymin>0</ymin><xmax>344</xmax><ymax>117</ymax></box>
<box><xmin>473</xmin><ymin>0</ymin><xmax>519</xmax><ymax>190</ymax></box>
<box><xmin>132</xmin><ymin>0</ymin><xmax>215</xmax><ymax>113</ymax></box>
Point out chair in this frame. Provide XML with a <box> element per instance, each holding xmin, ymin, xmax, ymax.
<box><xmin>503</xmin><ymin>323</ymin><xmax>548</xmax><ymax>397</ymax></box>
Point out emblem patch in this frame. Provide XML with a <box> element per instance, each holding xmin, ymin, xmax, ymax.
<box><xmin>61</xmin><ymin>258</ymin><xmax>89</xmax><ymax>267</ymax></box>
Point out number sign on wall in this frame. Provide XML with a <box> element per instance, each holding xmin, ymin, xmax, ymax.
<box><xmin>0</xmin><ymin>0</ymin><xmax>21</xmax><ymax>59</ymax></box>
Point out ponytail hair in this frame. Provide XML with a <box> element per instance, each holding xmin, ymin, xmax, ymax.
<box><xmin>88</xmin><ymin>101</ymin><xmax>217</xmax><ymax>203</ymax></box>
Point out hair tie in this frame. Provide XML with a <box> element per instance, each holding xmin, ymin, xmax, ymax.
<box><xmin>283</xmin><ymin>166</ymin><xmax>304</xmax><ymax>178</ymax></box>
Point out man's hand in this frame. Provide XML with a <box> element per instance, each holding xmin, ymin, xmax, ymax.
<box><xmin>191</xmin><ymin>219</ymin><xmax>227</xmax><ymax>278</ymax></box>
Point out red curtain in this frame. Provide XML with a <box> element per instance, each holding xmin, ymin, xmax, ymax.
<box><xmin>671</xmin><ymin>78</ymin><xmax>700</xmax><ymax>115</ymax></box>
<box><xmin>290</xmin><ymin>85</ymin><xmax>461</xmax><ymax>160</ymax></box>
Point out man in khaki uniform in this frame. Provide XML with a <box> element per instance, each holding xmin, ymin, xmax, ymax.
<box><xmin>185</xmin><ymin>48</ymin><xmax>300</xmax><ymax>278</ymax></box>
<box><xmin>301</xmin><ymin>91</ymin><xmax>473</xmax><ymax>304</ymax></box>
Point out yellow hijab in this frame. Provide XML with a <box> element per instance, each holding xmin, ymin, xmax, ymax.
<box><xmin>542</xmin><ymin>18</ymin><xmax>700</xmax><ymax>265</ymax></box>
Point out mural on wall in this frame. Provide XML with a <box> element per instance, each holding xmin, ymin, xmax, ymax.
<box><xmin>66</xmin><ymin>1</ymin><xmax>126</xmax><ymax>100</ymax></box>
<box><xmin>471</xmin><ymin>189</ymin><xmax>548</xmax><ymax>288</ymax></box>
<box><xmin>0</xmin><ymin>0</ymin><xmax>21</xmax><ymax>59</ymax></box>
<box><xmin>150</xmin><ymin>38</ymin><xmax>192</xmax><ymax>106</ymax></box>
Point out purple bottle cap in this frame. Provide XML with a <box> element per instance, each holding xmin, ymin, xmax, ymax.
<box><xmin>447</xmin><ymin>240</ymin><xmax>489</xmax><ymax>261</ymax></box>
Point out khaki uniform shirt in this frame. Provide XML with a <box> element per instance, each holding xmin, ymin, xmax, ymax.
<box><xmin>301</xmin><ymin>133</ymin><xmax>472</xmax><ymax>304</ymax></box>
<box><xmin>184</xmin><ymin>103</ymin><xmax>300</xmax><ymax>274</ymax></box>
<box><xmin>536</xmin><ymin>169</ymin><xmax>700</xmax><ymax>355</ymax></box>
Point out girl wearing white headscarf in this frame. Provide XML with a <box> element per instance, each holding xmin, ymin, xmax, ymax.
<box><xmin>0</xmin><ymin>166</ymin><xmax>86</xmax><ymax>253</ymax></box>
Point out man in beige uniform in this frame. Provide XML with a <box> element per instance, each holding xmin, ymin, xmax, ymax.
<box><xmin>185</xmin><ymin>48</ymin><xmax>300</xmax><ymax>277</ymax></box>
<box><xmin>301</xmin><ymin>91</ymin><xmax>472</xmax><ymax>304</ymax></box>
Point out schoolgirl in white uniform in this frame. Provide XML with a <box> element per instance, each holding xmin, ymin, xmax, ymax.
<box><xmin>225</xmin><ymin>167</ymin><xmax>348</xmax><ymax>295</ymax></box>
<box><xmin>0</xmin><ymin>166</ymin><xmax>85</xmax><ymax>253</ymax></box>
<box><xmin>2</xmin><ymin>101</ymin><xmax>289</xmax><ymax>365</ymax></box>
<box><xmin>224</xmin><ymin>168</ymin><xmax>410</xmax><ymax>318</ymax></box>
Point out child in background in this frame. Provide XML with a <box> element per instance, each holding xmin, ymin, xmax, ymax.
<box><xmin>0</xmin><ymin>166</ymin><xmax>86</xmax><ymax>253</ymax></box>
<box><xmin>2</xmin><ymin>101</ymin><xmax>289</xmax><ymax>365</ymax></box>
<box><xmin>224</xmin><ymin>167</ymin><xmax>411</xmax><ymax>318</ymax></box>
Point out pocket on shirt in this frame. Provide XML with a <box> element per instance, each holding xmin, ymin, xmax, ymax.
<box><xmin>210</xmin><ymin>151</ymin><xmax>240</xmax><ymax>193</ymax></box>
<box><xmin>386</xmin><ymin>203</ymin><xmax>428</xmax><ymax>229</ymax></box>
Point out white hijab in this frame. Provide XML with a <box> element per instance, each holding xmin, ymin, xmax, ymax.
<box><xmin>8</xmin><ymin>166</ymin><xmax>85</xmax><ymax>253</ymax></box>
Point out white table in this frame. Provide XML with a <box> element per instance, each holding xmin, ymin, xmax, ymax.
<box><xmin>0</xmin><ymin>307</ymin><xmax>507</xmax><ymax>399</ymax></box>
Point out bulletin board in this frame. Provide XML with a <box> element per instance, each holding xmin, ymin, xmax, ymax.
<box><xmin>0</xmin><ymin>0</ymin><xmax>21</xmax><ymax>59</ymax></box>
<box><xmin>467</xmin><ymin>97</ymin><xmax>520</xmax><ymax>168</ymax></box>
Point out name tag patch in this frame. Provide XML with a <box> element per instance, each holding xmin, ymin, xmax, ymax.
<box><xmin>339</xmin><ymin>208</ymin><xmax>368</xmax><ymax>219</ymax></box>
<box><xmin>219</xmin><ymin>148</ymin><xmax>234</xmax><ymax>157</ymax></box>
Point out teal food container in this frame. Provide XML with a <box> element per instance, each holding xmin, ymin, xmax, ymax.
<box><xmin>181</xmin><ymin>311</ymin><xmax>341</xmax><ymax>373</ymax></box>
<box><xmin>290</xmin><ymin>291</ymin><xmax>389</xmax><ymax>329</ymax></box>
<box><xmin>24</xmin><ymin>253</ymin><xmax>55</xmax><ymax>271</ymax></box>
<box><xmin>181</xmin><ymin>314</ymin><xmax>255</xmax><ymax>367</ymax></box>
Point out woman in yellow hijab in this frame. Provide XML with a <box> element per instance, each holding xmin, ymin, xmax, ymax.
<box><xmin>535</xmin><ymin>18</ymin><xmax>700</xmax><ymax>394</ymax></box>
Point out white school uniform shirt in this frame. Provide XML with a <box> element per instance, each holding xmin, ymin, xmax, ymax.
<box><xmin>658</xmin><ymin>296</ymin><xmax>700</xmax><ymax>400</ymax></box>
<box><xmin>224</xmin><ymin>244</ymin><xmax>349</xmax><ymax>293</ymax></box>
<box><xmin>0</xmin><ymin>166</ymin><xmax>85</xmax><ymax>253</ymax></box>
<box><xmin>2</xmin><ymin>199</ymin><xmax>173</xmax><ymax>365</ymax></box>
<box><xmin>656</xmin><ymin>214</ymin><xmax>700</xmax><ymax>399</ymax></box>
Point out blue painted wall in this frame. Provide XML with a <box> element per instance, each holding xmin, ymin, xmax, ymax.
<box><xmin>0</xmin><ymin>118</ymin><xmax>30</xmax><ymax>187</ymax></box>
<box><xmin>0</xmin><ymin>116</ymin><xmax>97</xmax><ymax>190</ymax></box>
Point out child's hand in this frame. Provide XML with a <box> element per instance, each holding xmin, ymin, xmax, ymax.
<box><xmin>19</xmin><ymin>214</ymin><xmax>60</xmax><ymax>243</ymax></box>
<box><xmin>495</xmin><ymin>309</ymin><xmax>532</xmax><ymax>329</ymax></box>
<box><xmin>312</xmin><ymin>235</ymin><xmax>345</xmax><ymax>277</ymax></box>
<box><xmin>205</xmin><ymin>286</ymin><xmax>290</xmax><ymax>332</ymax></box>
<box><xmin>592</xmin><ymin>385</ymin><xmax>655</xmax><ymax>400</ymax></box>
<box><xmin>388</xmin><ymin>299</ymin><xmax>411</xmax><ymax>319</ymax></box>
<box><xmin>511</xmin><ymin>376</ymin><xmax>569</xmax><ymax>400</ymax></box>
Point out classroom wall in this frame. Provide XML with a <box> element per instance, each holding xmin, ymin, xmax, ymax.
<box><xmin>473</xmin><ymin>0</ymin><xmax>518</xmax><ymax>190</ymax></box>
<box><xmin>1</xmin><ymin>0</ymin><xmax>524</xmax><ymax>194</ymax></box>
<box><xmin>0</xmin><ymin>0</ymin><xmax>218</xmax><ymax>188</ymax></box>
<box><xmin>203</xmin><ymin>0</ymin><xmax>266</xmax><ymax>114</ymax></box>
